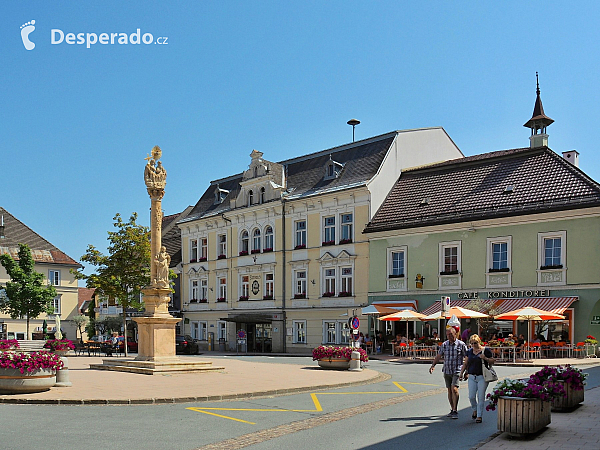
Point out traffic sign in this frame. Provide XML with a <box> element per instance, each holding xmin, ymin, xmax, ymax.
<box><xmin>237</xmin><ymin>329</ymin><xmax>246</xmax><ymax>339</ymax></box>
<box><xmin>351</xmin><ymin>316</ymin><xmax>360</xmax><ymax>329</ymax></box>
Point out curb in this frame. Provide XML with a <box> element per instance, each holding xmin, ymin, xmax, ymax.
<box><xmin>0</xmin><ymin>370</ymin><xmax>390</xmax><ymax>406</ymax></box>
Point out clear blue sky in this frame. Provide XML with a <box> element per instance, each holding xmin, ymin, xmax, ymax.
<box><xmin>2</xmin><ymin>2</ymin><xmax>599</xmax><ymax>279</ymax></box>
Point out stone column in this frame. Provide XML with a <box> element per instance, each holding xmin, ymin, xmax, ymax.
<box><xmin>134</xmin><ymin>146</ymin><xmax>181</xmax><ymax>361</ymax></box>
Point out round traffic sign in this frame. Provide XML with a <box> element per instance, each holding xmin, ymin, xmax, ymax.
<box><xmin>351</xmin><ymin>316</ymin><xmax>360</xmax><ymax>329</ymax></box>
<box><xmin>237</xmin><ymin>329</ymin><xmax>246</xmax><ymax>339</ymax></box>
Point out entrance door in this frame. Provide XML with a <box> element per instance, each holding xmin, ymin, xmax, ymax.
<box><xmin>246</xmin><ymin>323</ymin><xmax>272</xmax><ymax>352</ymax></box>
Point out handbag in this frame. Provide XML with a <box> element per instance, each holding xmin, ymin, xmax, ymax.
<box><xmin>482</xmin><ymin>348</ymin><xmax>498</xmax><ymax>382</ymax></box>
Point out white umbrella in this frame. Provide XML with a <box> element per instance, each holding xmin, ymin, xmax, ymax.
<box><xmin>495</xmin><ymin>307</ymin><xmax>565</xmax><ymax>343</ymax></box>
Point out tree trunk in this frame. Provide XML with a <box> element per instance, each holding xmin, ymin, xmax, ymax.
<box><xmin>26</xmin><ymin>316</ymin><xmax>30</xmax><ymax>340</ymax></box>
<box><xmin>123</xmin><ymin>313</ymin><xmax>128</xmax><ymax>357</ymax></box>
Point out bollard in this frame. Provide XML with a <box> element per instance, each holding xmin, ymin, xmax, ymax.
<box><xmin>349</xmin><ymin>350</ymin><xmax>362</xmax><ymax>371</ymax></box>
<box><xmin>54</xmin><ymin>355</ymin><xmax>72</xmax><ymax>387</ymax></box>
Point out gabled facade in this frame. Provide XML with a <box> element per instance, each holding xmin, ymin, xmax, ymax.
<box><xmin>365</xmin><ymin>144</ymin><xmax>600</xmax><ymax>343</ymax></box>
<box><xmin>0</xmin><ymin>207</ymin><xmax>81</xmax><ymax>340</ymax></box>
<box><xmin>177</xmin><ymin>128</ymin><xmax>463</xmax><ymax>352</ymax></box>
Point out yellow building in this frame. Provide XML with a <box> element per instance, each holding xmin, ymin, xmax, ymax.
<box><xmin>0</xmin><ymin>207</ymin><xmax>81</xmax><ymax>340</ymax></box>
<box><xmin>177</xmin><ymin>129</ymin><xmax>463</xmax><ymax>353</ymax></box>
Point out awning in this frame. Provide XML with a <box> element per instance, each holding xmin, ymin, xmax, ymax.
<box><xmin>221</xmin><ymin>314</ymin><xmax>275</xmax><ymax>324</ymax></box>
<box><xmin>420</xmin><ymin>300</ymin><xmax>491</xmax><ymax>316</ymax></box>
<box><xmin>372</xmin><ymin>300</ymin><xmax>418</xmax><ymax>311</ymax></box>
<box><xmin>494</xmin><ymin>297</ymin><xmax>577</xmax><ymax>315</ymax></box>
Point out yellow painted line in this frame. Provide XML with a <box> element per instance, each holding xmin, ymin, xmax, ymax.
<box><xmin>187</xmin><ymin>408</ymin><xmax>256</xmax><ymax>424</ymax></box>
<box><xmin>186</xmin><ymin>382</ymin><xmax>408</xmax><ymax>423</ymax></box>
<box><xmin>393</xmin><ymin>382</ymin><xmax>408</xmax><ymax>393</ymax></box>
<box><xmin>396</xmin><ymin>381</ymin><xmax>440</xmax><ymax>386</ymax></box>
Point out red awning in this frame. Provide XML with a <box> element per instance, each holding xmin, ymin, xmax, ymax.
<box><xmin>420</xmin><ymin>299</ymin><xmax>493</xmax><ymax>316</ymax></box>
<box><xmin>494</xmin><ymin>297</ymin><xmax>578</xmax><ymax>315</ymax></box>
<box><xmin>372</xmin><ymin>300</ymin><xmax>419</xmax><ymax>311</ymax></box>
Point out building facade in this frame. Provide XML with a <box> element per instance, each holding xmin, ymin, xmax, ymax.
<box><xmin>365</xmin><ymin>90</ymin><xmax>600</xmax><ymax>344</ymax></box>
<box><xmin>177</xmin><ymin>128</ymin><xmax>463</xmax><ymax>352</ymax></box>
<box><xmin>0</xmin><ymin>207</ymin><xmax>81</xmax><ymax>340</ymax></box>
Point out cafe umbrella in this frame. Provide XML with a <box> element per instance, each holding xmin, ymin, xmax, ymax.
<box><xmin>361</xmin><ymin>304</ymin><xmax>397</xmax><ymax>353</ymax></box>
<box><xmin>378</xmin><ymin>309</ymin><xmax>427</xmax><ymax>344</ymax></box>
<box><xmin>494</xmin><ymin>306</ymin><xmax>565</xmax><ymax>343</ymax></box>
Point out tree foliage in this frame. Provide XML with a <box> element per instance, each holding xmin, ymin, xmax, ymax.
<box><xmin>72</xmin><ymin>213</ymin><xmax>151</xmax><ymax>355</ymax></box>
<box><xmin>466</xmin><ymin>299</ymin><xmax>502</xmax><ymax>340</ymax></box>
<box><xmin>0</xmin><ymin>244</ymin><xmax>57</xmax><ymax>339</ymax></box>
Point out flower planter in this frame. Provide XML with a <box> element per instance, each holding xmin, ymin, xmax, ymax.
<box><xmin>497</xmin><ymin>397</ymin><xmax>551</xmax><ymax>436</ymax></box>
<box><xmin>317</xmin><ymin>358</ymin><xmax>350</xmax><ymax>370</ymax></box>
<box><xmin>0</xmin><ymin>368</ymin><xmax>57</xmax><ymax>394</ymax></box>
<box><xmin>551</xmin><ymin>381</ymin><xmax>584</xmax><ymax>411</ymax></box>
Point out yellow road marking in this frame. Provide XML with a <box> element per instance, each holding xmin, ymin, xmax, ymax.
<box><xmin>188</xmin><ymin>408</ymin><xmax>256</xmax><ymax>424</ymax></box>
<box><xmin>395</xmin><ymin>381</ymin><xmax>440</xmax><ymax>386</ymax></box>
<box><xmin>186</xmin><ymin>381</ymin><xmax>415</xmax><ymax>424</ymax></box>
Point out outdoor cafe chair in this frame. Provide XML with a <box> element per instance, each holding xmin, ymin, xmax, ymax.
<box><xmin>573</xmin><ymin>342</ymin><xmax>586</xmax><ymax>358</ymax></box>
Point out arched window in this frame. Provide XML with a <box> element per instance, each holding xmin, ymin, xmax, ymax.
<box><xmin>248</xmin><ymin>190</ymin><xmax>253</xmax><ymax>206</ymax></box>
<box><xmin>240</xmin><ymin>230</ymin><xmax>249</xmax><ymax>254</ymax></box>
<box><xmin>260</xmin><ymin>187</ymin><xmax>266</xmax><ymax>204</ymax></box>
<box><xmin>264</xmin><ymin>226</ymin><xmax>274</xmax><ymax>251</ymax></box>
<box><xmin>254</xmin><ymin>166</ymin><xmax>258</xmax><ymax>178</ymax></box>
<box><xmin>252</xmin><ymin>228</ymin><xmax>261</xmax><ymax>253</ymax></box>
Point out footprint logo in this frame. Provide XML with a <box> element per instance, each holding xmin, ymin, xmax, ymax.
<box><xmin>20</xmin><ymin>20</ymin><xmax>36</xmax><ymax>50</ymax></box>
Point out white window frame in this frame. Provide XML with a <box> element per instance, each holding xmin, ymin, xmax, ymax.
<box><xmin>192</xmin><ymin>321</ymin><xmax>208</xmax><ymax>340</ymax></box>
<box><xmin>340</xmin><ymin>213</ymin><xmax>353</xmax><ymax>243</ymax></box>
<box><xmin>264</xmin><ymin>226</ymin><xmax>274</xmax><ymax>251</ymax></box>
<box><xmin>340</xmin><ymin>267</ymin><xmax>353</xmax><ymax>296</ymax></box>
<box><xmin>438</xmin><ymin>240</ymin><xmax>462</xmax><ymax>289</ymax></box>
<box><xmin>295</xmin><ymin>220</ymin><xmax>306</xmax><ymax>248</ymax></box>
<box><xmin>200</xmin><ymin>238</ymin><xmax>208</xmax><ymax>260</ymax></box>
<box><xmin>323</xmin><ymin>216</ymin><xmax>336</xmax><ymax>244</ymax></box>
<box><xmin>190</xmin><ymin>239</ymin><xmax>198</xmax><ymax>262</ymax></box>
<box><xmin>295</xmin><ymin>270</ymin><xmax>307</xmax><ymax>297</ymax></box>
<box><xmin>537</xmin><ymin>230</ymin><xmax>567</xmax><ymax>286</ymax></box>
<box><xmin>323</xmin><ymin>268</ymin><xmax>336</xmax><ymax>296</ymax></box>
<box><xmin>241</xmin><ymin>275</ymin><xmax>249</xmax><ymax>298</ymax></box>
<box><xmin>190</xmin><ymin>280</ymin><xmax>199</xmax><ymax>301</ymax></box>
<box><xmin>240</xmin><ymin>230</ymin><xmax>249</xmax><ymax>254</ymax></box>
<box><xmin>264</xmin><ymin>273</ymin><xmax>274</xmax><ymax>299</ymax></box>
<box><xmin>293</xmin><ymin>320</ymin><xmax>307</xmax><ymax>344</ymax></box>
<box><xmin>200</xmin><ymin>278</ymin><xmax>208</xmax><ymax>301</ymax></box>
<box><xmin>322</xmin><ymin>320</ymin><xmax>350</xmax><ymax>344</ymax></box>
<box><xmin>252</xmin><ymin>228</ymin><xmax>261</xmax><ymax>253</ymax></box>
<box><xmin>217</xmin><ymin>321</ymin><xmax>227</xmax><ymax>340</ymax></box>
<box><xmin>386</xmin><ymin>246</ymin><xmax>407</xmax><ymax>292</ymax></box>
<box><xmin>52</xmin><ymin>295</ymin><xmax>61</xmax><ymax>315</ymax></box>
<box><xmin>218</xmin><ymin>276</ymin><xmax>227</xmax><ymax>300</ymax></box>
<box><xmin>323</xmin><ymin>321</ymin><xmax>337</xmax><ymax>344</ymax></box>
<box><xmin>49</xmin><ymin>270</ymin><xmax>60</xmax><ymax>286</ymax></box>
<box><xmin>218</xmin><ymin>234</ymin><xmax>227</xmax><ymax>258</ymax></box>
<box><xmin>486</xmin><ymin>236</ymin><xmax>512</xmax><ymax>288</ymax></box>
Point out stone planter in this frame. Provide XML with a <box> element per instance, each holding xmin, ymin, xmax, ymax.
<box><xmin>497</xmin><ymin>397</ymin><xmax>551</xmax><ymax>436</ymax></box>
<box><xmin>317</xmin><ymin>358</ymin><xmax>350</xmax><ymax>370</ymax></box>
<box><xmin>552</xmin><ymin>381</ymin><xmax>584</xmax><ymax>411</ymax></box>
<box><xmin>0</xmin><ymin>368</ymin><xmax>57</xmax><ymax>394</ymax></box>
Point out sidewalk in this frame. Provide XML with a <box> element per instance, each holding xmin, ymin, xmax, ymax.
<box><xmin>477</xmin><ymin>386</ymin><xmax>600</xmax><ymax>450</ymax></box>
<box><xmin>0</xmin><ymin>355</ymin><xmax>383</xmax><ymax>405</ymax></box>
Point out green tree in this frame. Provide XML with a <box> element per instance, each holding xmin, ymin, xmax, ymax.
<box><xmin>466</xmin><ymin>299</ymin><xmax>502</xmax><ymax>340</ymax></box>
<box><xmin>0</xmin><ymin>243</ymin><xmax>57</xmax><ymax>339</ymax></box>
<box><xmin>72</xmin><ymin>314</ymin><xmax>88</xmax><ymax>342</ymax></box>
<box><xmin>72</xmin><ymin>213</ymin><xmax>151</xmax><ymax>356</ymax></box>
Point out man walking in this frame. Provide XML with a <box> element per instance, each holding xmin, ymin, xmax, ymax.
<box><xmin>429</xmin><ymin>326</ymin><xmax>468</xmax><ymax>419</ymax></box>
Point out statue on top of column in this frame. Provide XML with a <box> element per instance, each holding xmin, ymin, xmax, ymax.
<box><xmin>144</xmin><ymin>145</ymin><xmax>167</xmax><ymax>190</ymax></box>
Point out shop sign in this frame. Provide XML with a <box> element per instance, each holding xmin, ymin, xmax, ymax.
<box><xmin>457</xmin><ymin>289</ymin><xmax>551</xmax><ymax>299</ymax></box>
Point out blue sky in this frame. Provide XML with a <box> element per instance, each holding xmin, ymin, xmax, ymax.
<box><xmin>2</xmin><ymin>2</ymin><xmax>600</xmax><ymax>278</ymax></box>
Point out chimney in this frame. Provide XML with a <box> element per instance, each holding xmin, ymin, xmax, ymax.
<box><xmin>562</xmin><ymin>150</ymin><xmax>579</xmax><ymax>168</ymax></box>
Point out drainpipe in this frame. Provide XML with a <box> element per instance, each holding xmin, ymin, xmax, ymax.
<box><xmin>281</xmin><ymin>194</ymin><xmax>287</xmax><ymax>354</ymax></box>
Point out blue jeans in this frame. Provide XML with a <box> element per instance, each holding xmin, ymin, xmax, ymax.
<box><xmin>468</xmin><ymin>374</ymin><xmax>489</xmax><ymax>418</ymax></box>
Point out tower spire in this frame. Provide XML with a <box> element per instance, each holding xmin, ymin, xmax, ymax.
<box><xmin>524</xmin><ymin>72</ymin><xmax>553</xmax><ymax>148</ymax></box>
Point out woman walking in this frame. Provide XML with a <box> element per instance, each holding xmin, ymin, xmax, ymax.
<box><xmin>460</xmin><ymin>334</ymin><xmax>495</xmax><ymax>423</ymax></box>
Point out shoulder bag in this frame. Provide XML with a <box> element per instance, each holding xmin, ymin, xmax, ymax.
<box><xmin>481</xmin><ymin>348</ymin><xmax>498</xmax><ymax>382</ymax></box>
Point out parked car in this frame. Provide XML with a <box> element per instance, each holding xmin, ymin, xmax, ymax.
<box><xmin>176</xmin><ymin>335</ymin><xmax>200</xmax><ymax>354</ymax></box>
<box><xmin>116</xmin><ymin>336</ymin><xmax>138</xmax><ymax>352</ymax></box>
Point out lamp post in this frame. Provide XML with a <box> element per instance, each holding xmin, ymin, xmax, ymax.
<box><xmin>347</xmin><ymin>119</ymin><xmax>360</xmax><ymax>142</ymax></box>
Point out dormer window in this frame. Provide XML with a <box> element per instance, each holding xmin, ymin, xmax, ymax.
<box><xmin>324</xmin><ymin>157</ymin><xmax>344</xmax><ymax>180</ymax></box>
<box><xmin>254</xmin><ymin>166</ymin><xmax>258</xmax><ymax>178</ymax></box>
<box><xmin>214</xmin><ymin>187</ymin><xmax>229</xmax><ymax>204</ymax></box>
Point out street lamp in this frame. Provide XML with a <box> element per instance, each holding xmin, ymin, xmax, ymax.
<box><xmin>347</xmin><ymin>119</ymin><xmax>360</xmax><ymax>142</ymax></box>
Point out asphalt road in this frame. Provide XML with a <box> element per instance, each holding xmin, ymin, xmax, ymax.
<box><xmin>1</xmin><ymin>357</ymin><xmax>599</xmax><ymax>450</ymax></box>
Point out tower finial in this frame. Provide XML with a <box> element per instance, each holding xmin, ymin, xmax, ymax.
<box><xmin>536</xmin><ymin>72</ymin><xmax>540</xmax><ymax>95</ymax></box>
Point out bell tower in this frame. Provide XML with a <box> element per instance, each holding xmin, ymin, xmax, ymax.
<box><xmin>524</xmin><ymin>72</ymin><xmax>554</xmax><ymax>148</ymax></box>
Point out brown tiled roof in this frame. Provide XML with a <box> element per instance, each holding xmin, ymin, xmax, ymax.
<box><xmin>364</xmin><ymin>147</ymin><xmax>600</xmax><ymax>233</ymax></box>
<box><xmin>0</xmin><ymin>207</ymin><xmax>81</xmax><ymax>266</ymax></box>
<box><xmin>162</xmin><ymin>207</ymin><xmax>193</xmax><ymax>267</ymax></box>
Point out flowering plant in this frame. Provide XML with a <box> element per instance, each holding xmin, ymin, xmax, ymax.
<box><xmin>529</xmin><ymin>365</ymin><xmax>587</xmax><ymax>391</ymax></box>
<box><xmin>238</xmin><ymin>296</ymin><xmax>249</xmax><ymax>301</ymax></box>
<box><xmin>44</xmin><ymin>339</ymin><xmax>75</xmax><ymax>351</ymax></box>
<box><xmin>339</xmin><ymin>238</ymin><xmax>352</xmax><ymax>245</ymax></box>
<box><xmin>238</xmin><ymin>251</ymin><xmax>249</xmax><ymax>256</ymax></box>
<box><xmin>338</xmin><ymin>291</ymin><xmax>352</xmax><ymax>297</ymax></box>
<box><xmin>487</xmin><ymin>339</ymin><xmax>502</xmax><ymax>347</ymax></box>
<box><xmin>294</xmin><ymin>293</ymin><xmax>306</xmax><ymax>299</ymax></box>
<box><xmin>251</xmin><ymin>249</ymin><xmax>261</xmax><ymax>254</ymax></box>
<box><xmin>198</xmin><ymin>257</ymin><xmax>207</xmax><ymax>262</ymax></box>
<box><xmin>585</xmin><ymin>335</ymin><xmax>597</xmax><ymax>345</ymax></box>
<box><xmin>263</xmin><ymin>247</ymin><xmax>273</xmax><ymax>253</ymax></box>
<box><xmin>217</xmin><ymin>254</ymin><xmax>226</xmax><ymax>260</ymax></box>
<box><xmin>322</xmin><ymin>292</ymin><xmax>335</xmax><ymax>298</ymax></box>
<box><xmin>216</xmin><ymin>297</ymin><xmax>226</xmax><ymax>302</ymax></box>
<box><xmin>0</xmin><ymin>351</ymin><xmax>64</xmax><ymax>374</ymax></box>
<box><xmin>312</xmin><ymin>345</ymin><xmax>368</xmax><ymax>362</ymax></box>
<box><xmin>322</xmin><ymin>240</ymin><xmax>335</xmax><ymax>246</ymax></box>
<box><xmin>486</xmin><ymin>378</ymin><xmax>565</xmax><ymax>411</ymax></box>
<box><xmin>262</xmin><ymin>294</ymin><xmax>273</xmax><ymax>300</ymax></box>
<box><xmin>294</xmin><ymin>244</ymin><xmax>306</xmax><ymax>250</ymax></box>
<box><xmin>0</xmin><ymin>339</ymin><xmax>20</xmax><ymax>350</ymax></box>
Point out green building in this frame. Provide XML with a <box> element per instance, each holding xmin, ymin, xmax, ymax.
<box><xmin>364</xmin><ymin>85</ymin><xmax>600</xmax><ymax>346</ymax></box>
